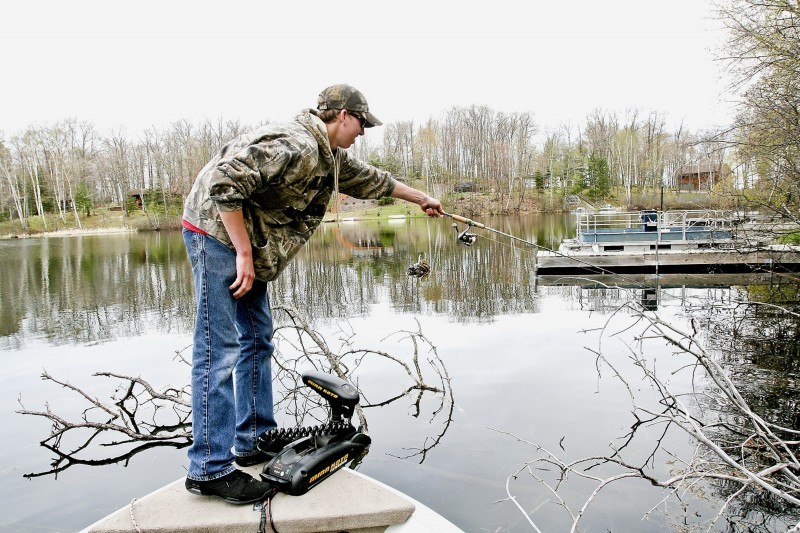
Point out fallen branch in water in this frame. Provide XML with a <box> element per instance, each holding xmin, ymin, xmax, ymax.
<box><xmin>493</xmin><ymin>292</ymin><xmax>800</xmax><ymax>532</ymax></box>
<box><xmin>17</xmin><ymin>369</ymin><xmax>192</xmax><ymax>478</ymax></box>
<box><xmin>18</xmin><ymin>306</ymin><xmax>454</xmax><ymax>477</ymax></box>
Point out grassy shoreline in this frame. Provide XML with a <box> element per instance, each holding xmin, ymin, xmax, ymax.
<box><xmin>0</xmin><ymin>208</ymin><xmax>173</xmax><ymax>239</ymax></box>
<box><xmin>0</xmin><ymin>202</ymin><xmax>425</xmax><ymax>240</ymax></box>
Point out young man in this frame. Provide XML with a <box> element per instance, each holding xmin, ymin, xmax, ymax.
<box><xmin>181</xmin><ymin>84</ymin><xmax>444</xmax><ymax>504</ymax></box>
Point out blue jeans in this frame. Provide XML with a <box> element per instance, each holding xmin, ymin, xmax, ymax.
<box><xmin>183</xmin><ymin>229</ymin><xmax>277</xmax><ymax>481</ymax></box>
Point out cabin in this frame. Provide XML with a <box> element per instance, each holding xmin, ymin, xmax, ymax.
<box><xmin>454</xmin><ymin>181</ymin><xmax>480</xmax><ymax>193</ymax></box>
<box><xmin>677</xmin><ymin>164</ymin><xmax>729</xmax><ymax>192</ymax></box>
<box><xmin>127</xmin><ymin>187</ymin><xmax>184</xmax><ymax>210</ymax></box>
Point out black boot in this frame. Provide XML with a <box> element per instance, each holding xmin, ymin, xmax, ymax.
<box><xmin>185</xmin><ymin>469</ymin><xmax>274</xmax><ymax>504</ymax></box>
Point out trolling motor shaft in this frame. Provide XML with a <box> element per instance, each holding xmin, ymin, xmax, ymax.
<box><xmin>257</xmin><ymin>370</ymin><xmax>359</xmax><ymax>454</ymax></box>
<box><xmin>258</xmin><ymin>370</ymin><xmax>371</xmax><ymax>495</ymax></box>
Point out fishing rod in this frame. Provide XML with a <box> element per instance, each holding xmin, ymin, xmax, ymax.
<box><xmin>408</xmin><ymin>211</ymin><xmax>545</xmax><ymax>277</ymax></box>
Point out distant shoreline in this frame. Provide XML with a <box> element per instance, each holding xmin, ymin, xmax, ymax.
<box><xmin>1</xmin><ymin>227</ymin><xmax>137</xmax><ymax>240</ymax></box>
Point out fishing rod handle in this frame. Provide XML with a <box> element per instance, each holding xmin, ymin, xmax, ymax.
<box><xmin>445</xmin><ymin>212</ymin><xmax>486</xmax><ymax>228</ymax></box>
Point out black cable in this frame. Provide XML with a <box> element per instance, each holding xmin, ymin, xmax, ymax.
<box><xmin>259</xmin><ymin>488</ymin><xmax>279</xmax><ymax>533</ymax></box>
<box><xmin>268</xmin><ymin>492</ymin><xmax>277</xmax><ymax>533</ymax></box>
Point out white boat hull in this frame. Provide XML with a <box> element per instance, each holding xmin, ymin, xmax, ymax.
<box><xmin>81</xmin><ymin>467</ymin><xmax>463</xmax><ymax>533</ymax></box>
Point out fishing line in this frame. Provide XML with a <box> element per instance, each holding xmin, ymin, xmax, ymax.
<box><xmin>442</xmin><ymin>212</ymin><xmax>642</xmax><ymax>281</ymax></box>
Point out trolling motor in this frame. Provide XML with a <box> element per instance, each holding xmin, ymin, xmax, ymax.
<box><xmin>258</xmin><ymin>370</ymin><xmax>371</xmax><ymax>496</ymax></box>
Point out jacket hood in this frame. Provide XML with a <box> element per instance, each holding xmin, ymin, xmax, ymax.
<box><xmin>297</xmin><ymin>109</ymin><xmax>334</xmax><ymax>167</ymax></box>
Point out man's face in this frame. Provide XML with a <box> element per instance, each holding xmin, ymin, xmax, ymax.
<box><xmin>339</xmin><ymin>110</ymin><xmax>365</xmax><ymax>148</ymax></box>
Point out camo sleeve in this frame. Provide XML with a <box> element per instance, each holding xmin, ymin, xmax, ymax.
<box><xmin>208</xmin><ymin>140</ymin><xmax>299</xmax><ymax>211</ymax></box>
<box><xmin>337</xmin><ymin>153</ymin><xmax>397</xmax><ymax>199</ymax></box>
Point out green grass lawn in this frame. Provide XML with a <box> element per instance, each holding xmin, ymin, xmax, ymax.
<box><xmin>326</xmin><ymin>200</ymin><xmax>424</xmax><ymax>220</ymax></box>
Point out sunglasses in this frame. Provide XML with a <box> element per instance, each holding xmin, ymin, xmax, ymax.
<box><xmin>349</xmin><ymin>111</ymin><xmax>367</xmax><ymax>129</ymax></box>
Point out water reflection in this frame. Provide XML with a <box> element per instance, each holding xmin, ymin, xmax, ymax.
<box><xmin>0</xmin><ymin>233</ymin><xmax>196</xmax><ymax>349</ymax></box>
<box><xmin>537</xmin><ymin>270</ymin><xmax>800</xmax><ymax>531</ymax></box>
<box><xmin>285</xmin><ymin>215</ymin><xmax>552</xmax><ymax>321</ymax></box>
<box><xmin>20</xmin><ymin>304</ymin><xmax>454</xmax><ymax>478</ymax></box>
<box><xmin>5</xmin><ymin>226</ymin><xmax>799</xmax><ymax>441</ymax></box>
<box><xmin>0</xmin><ymin>215</ymin><xmax>568</xmax><ymax>350</ymax></box>
<box><xmin>535</xmin><ymin>272</ymin><xmax>787</xmax><ymax>313</ymax></box>
<box><xmin>707</xmin><ymin>479</ymin><xmax>800</xmax><ymax>533</ymax></box>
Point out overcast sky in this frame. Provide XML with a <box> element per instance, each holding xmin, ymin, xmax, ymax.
<box><xmin>1</xmin><ymin>0</ymin><xmax>733</xmax><ymax>138</ymax></box>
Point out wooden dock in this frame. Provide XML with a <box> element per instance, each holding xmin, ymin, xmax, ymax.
<box><xmin>535</xmin><ymin>245</ymin><xmax>800</xmax><ymax>275</ymax></box>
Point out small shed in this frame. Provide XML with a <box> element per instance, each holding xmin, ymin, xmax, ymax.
<box><xmin>677</xmin><ymin>164</ymin><xmax>728</xmax><ymax>192</ymax></box>
<box><xmin>454</xmin><ymin>182</ymin><xmax>479</xmax><ymax>193</ymax></box>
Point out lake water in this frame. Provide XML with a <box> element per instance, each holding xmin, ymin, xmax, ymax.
<box><xmin>1</xmin><ymin>214</ymin><xmax>797</xmax><ymax>532</ymax></box>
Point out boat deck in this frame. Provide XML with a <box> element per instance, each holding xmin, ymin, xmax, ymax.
<box><xmin>564</xmin><ymin>209</ymin><xmax>738</xmax><ymax>252</ymax></box>
<box><xmin>81</xmin><ymin>466</ymin><xmax>463</xmax><ymax>533</ymax></box>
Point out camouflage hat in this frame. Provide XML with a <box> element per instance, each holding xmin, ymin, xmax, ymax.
<box><xmin>317</xmin><ymin>84</ymin><xmax>383</xmax><ymax>128</ymax></box>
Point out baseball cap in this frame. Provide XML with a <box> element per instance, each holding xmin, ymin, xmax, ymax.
<box><xmin>317</xmin><ymin>84</ymin><xmax>383</xmax><ymax>128</ymax></box>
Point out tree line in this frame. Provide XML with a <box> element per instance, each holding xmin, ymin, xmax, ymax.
<box><xmin>0</xmin><ymin>118</ymin><xmax>255</xmax><ymax>231</ymax></box>
<box><xmin>1</xmin><ymin>0</ymin><xmax>796</xmax><ymax>229</ymax></box>
<box><xmin>0</xmin><ymin>105</ymin><xmax>727</xmax><ymax>229</ymax></box>
<box><xmin>711</xmin><ymin>0</ymin><xmax>799</xmax><ymax>219</ymax></box>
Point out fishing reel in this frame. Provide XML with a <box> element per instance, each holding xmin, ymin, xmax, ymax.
<box><xmin>259</xmin><ymin>370</ymin><xmax>371</xmax><ymax>496</ymax></box>
<box><xmin>452</xmin><ymin>223</ymin><xmax>478</xmax><ymax>246</ymax></box>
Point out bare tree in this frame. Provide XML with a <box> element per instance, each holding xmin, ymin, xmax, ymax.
<box><xmin>715</xmin><ymin>0</ymin><xmax>800</xmax><ymax>218</ymax></box>
<box><xmin>12</xmin><ymin>129</ymin><xmax>48</xmax><ymax>230</ymax></box>
<box><xmin>0</xmin><ymin>140</ymin><xmax>27</xmax><ymax>230</ymax></box>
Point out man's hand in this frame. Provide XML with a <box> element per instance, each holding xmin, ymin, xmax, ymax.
<box><xmin>230</xmin><ymin>250</ymin><xmax>255</xmax><ymax>299</ymax></box>
<box><xmin>391</xmin><ymin>181</ymin><xmax>445</xmax><ymax>218</ymax></box>
<box><xmin>219</xmin><ymin>209</ymin><xmax>255</xmax><ymax>299</ymax></box>
<box><xmin>419</xmin><ymin>195</ymin><xmax>444</xmax><ymax>217</ymax></box>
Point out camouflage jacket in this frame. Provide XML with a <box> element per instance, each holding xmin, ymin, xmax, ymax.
<box><xmin>182</xmin><ymin>109</ymin><xmax>397</xmax><ymax>281</ymax></box>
